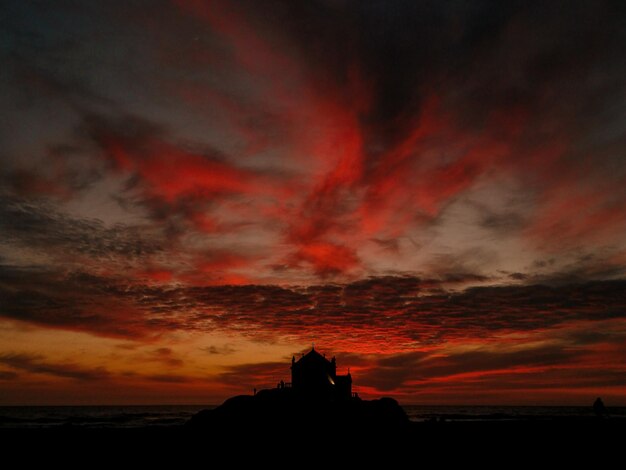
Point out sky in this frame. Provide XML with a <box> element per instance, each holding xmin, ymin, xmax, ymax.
<box><xmin>1</xmin><ymin>0</ymin><xmax>625</xmax><ymax>406</ymax></box>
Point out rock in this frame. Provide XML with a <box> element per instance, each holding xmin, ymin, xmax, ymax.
<box><xmin>187</xmin><ymin>388</ymin><xmax>409</xmax><ymax>436</ymax></box>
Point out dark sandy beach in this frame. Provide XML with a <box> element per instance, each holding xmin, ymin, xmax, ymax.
<box><xmin>2</xmin><ymin>418</ymin><xmax>623</xmax><ymax>451</ymax></box>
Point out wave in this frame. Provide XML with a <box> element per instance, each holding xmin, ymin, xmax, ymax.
<box><xmin>2</xmin><ymin>404</ymin><xmax>625</xmax><ymax>428</ymax></box>
<box><xmin>403</xmin><ymin>405</ymin><xmax>626</xmax><ymax>422</ymax></box>
<box><xmin>0</xmin><ymin>405</ymin><xmax>211</xmax><ymax>429</ymax></box>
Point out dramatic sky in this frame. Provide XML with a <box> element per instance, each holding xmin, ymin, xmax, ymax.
<box><xmin>1</xmin><ymin>0</ymin><xmax>625</xmax><ymax>405</ymax></box>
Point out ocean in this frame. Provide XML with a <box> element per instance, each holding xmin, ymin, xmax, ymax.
<box><xmin>0</xmin><ymin>405</ymin><xmax>209</xmax><ymax>429</ymax></box>
<box><xmin>403</xmin><ymin>405</ymin><xmax>626</xmax><ymax>422</ymax></box>
<box><xmin>1</xmin><ymin>405</ymin><xmax>624</xmax><ymax>428</ymax></box>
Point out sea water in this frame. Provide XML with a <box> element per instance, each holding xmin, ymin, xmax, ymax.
<box><xmin>1</xmin><ymin>404</ymin><xmax>624</xmax><ymax>428</ymax></box>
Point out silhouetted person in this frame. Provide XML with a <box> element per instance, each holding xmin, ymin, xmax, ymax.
<box><xmin>593</xmin><ymin>397</ymin><xmax>607</xmax><ymax>418</ymax></box>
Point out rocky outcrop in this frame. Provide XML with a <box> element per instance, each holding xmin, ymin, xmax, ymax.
<box><xmin>187</xmin><ymin>388</ymin><xmax>408</xmax><ymax>435</ymax></box>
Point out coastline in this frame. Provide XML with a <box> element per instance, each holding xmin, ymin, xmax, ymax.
<box><xmin>1</xmin><ymin>417</ymin><xmax>623</xmax><ymax>465</ymax></box>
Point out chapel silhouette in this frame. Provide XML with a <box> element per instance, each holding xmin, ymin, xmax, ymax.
<box><xmin>290</xmin><ymin>347</ymin><xmax>353</xmax><ymax>400</ymax></box>
<box><xmin>187</xmin><ymin>346</ymin><xmax>409</xmax><ymax>431</ymax></box>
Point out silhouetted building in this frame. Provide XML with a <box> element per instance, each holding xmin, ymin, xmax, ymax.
<box><xmin>291</xmin><ymin>347</ymin><xmax>352</xmax><ymax>400</ymax></box>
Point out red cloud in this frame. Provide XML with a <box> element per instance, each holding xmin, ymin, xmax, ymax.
<box><xmin>136</xmin><ymin>269</ymin><xmax>173</xmax><ymax>283</ymax></box>
<box><xmin>291</xmin><ymin>242</ymin><xmax>359</xmax><ymax>277</ymax></box>
<box><xmin>100</xmin><ymin>135</ymin><xmax>282</xmax><ymax>202</ymax></box>
<box><xmin>525</xmin><ymin>170</ymin><xmax>626</xmax><ymax>249</ymax></box>
<box><xmin>21</xmin><ymin>0</ymin><xmax>626</xmax><ymax>291</ymax></box>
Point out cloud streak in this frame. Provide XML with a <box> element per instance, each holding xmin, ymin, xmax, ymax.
<box><xmin>2</xmin><ymin>265</ymin><xmax>625</xmax><ymax>350</ymax></box>
<box><xmin>0</xmin><ymin>353</ymin><xmax>110</xmax><ymax>381</ymax></box>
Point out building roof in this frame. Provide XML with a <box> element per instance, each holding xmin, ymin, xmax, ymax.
<box><xmin>294</xmin><ymin>347</ymin><xmax>330</xmax><ymax>366</ymax></box>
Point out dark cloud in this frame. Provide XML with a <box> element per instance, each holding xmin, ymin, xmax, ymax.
<box><xmin>1</xmin><ymin>34</ymin><xmax>114</xmax><ymax>112</ymax></box>
<box><xmin>358</xmin><ymin>351</ymin><xmax>429</xmax><ymax>391</ymax></box>
<box><xmin>477</xmin><ymin>208</ymin><xmax>528</xmax><ymax>235</ymax></box>
<box><xmin>537</xmin><ymin>252</ymin><xmax>626</xmax><ymax>285</ymax></box>
<box><xmin>151</xmin><ymin>347</ymin><xmax>183</xmax><ymax>367</ymax></box>
<box><xmin>0</xmin><ymin>194</ymin><xmax>164</xmax><ymax>261</ymax></box>
<box><xmin>201</xmin><ymin>345</ymin><xmax>237</xmax><ymax>355</ymax></box>
<box><xmin>0</xmin><ymin>370</ymin><xmax>19</xmax><ymax>380</ymax></box>
<box><xmin>414</xmin><ymin>346</ymin><xmax>572</xmax><ymax>381</ymax></box>
<box><xmin>218</xmin><ymin>361</ymin><xmax>287</xmax><ymax>389</ymax></box>
<box><xmin>0</xmin><ymin>265</ymin><xmax>155</xmax><ymax>338</ymax></box>
<box><xmin>1</xmin><ymin>159</ymin><xmax>102</xmax><ymax>200</ymax></box>
<box><xmin>2</xmin><ymin>264</ymin><xmax>625</xmax><ymax>352</ymax></box>
<box><xmin>233</xmin><ymin>0</ymin><xmax>626</xmax><ymax>158</ymax></box>
<box><xmin>370</xmin><ymin>238</ymin><xmax>401</xmax><ymax>254</ymax></box>
<box><xmin>358</xmin><ymin>335</ymin><xmax>626</xmax><ymax>392</ymax></box>
<box><xmin>0</xmin><ymin>353</ymin><xmax>109</xmax><ymax>381</ymax></box>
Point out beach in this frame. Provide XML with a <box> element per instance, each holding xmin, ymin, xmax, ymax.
<box><xmin>1</xmin><ymin>405</ymin><xmax>624</xmax><ymax>453</ymax></box>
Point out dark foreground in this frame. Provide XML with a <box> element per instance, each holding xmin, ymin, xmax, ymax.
<box><xmin>2</xmin><ymin>418</ymin><xmax>624</xmax><ymax>462</ymax></box>
<box><xmin>2</xmin><ymin>393</ymin><xmax>623</xmax><ymax>462</ymax></box>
